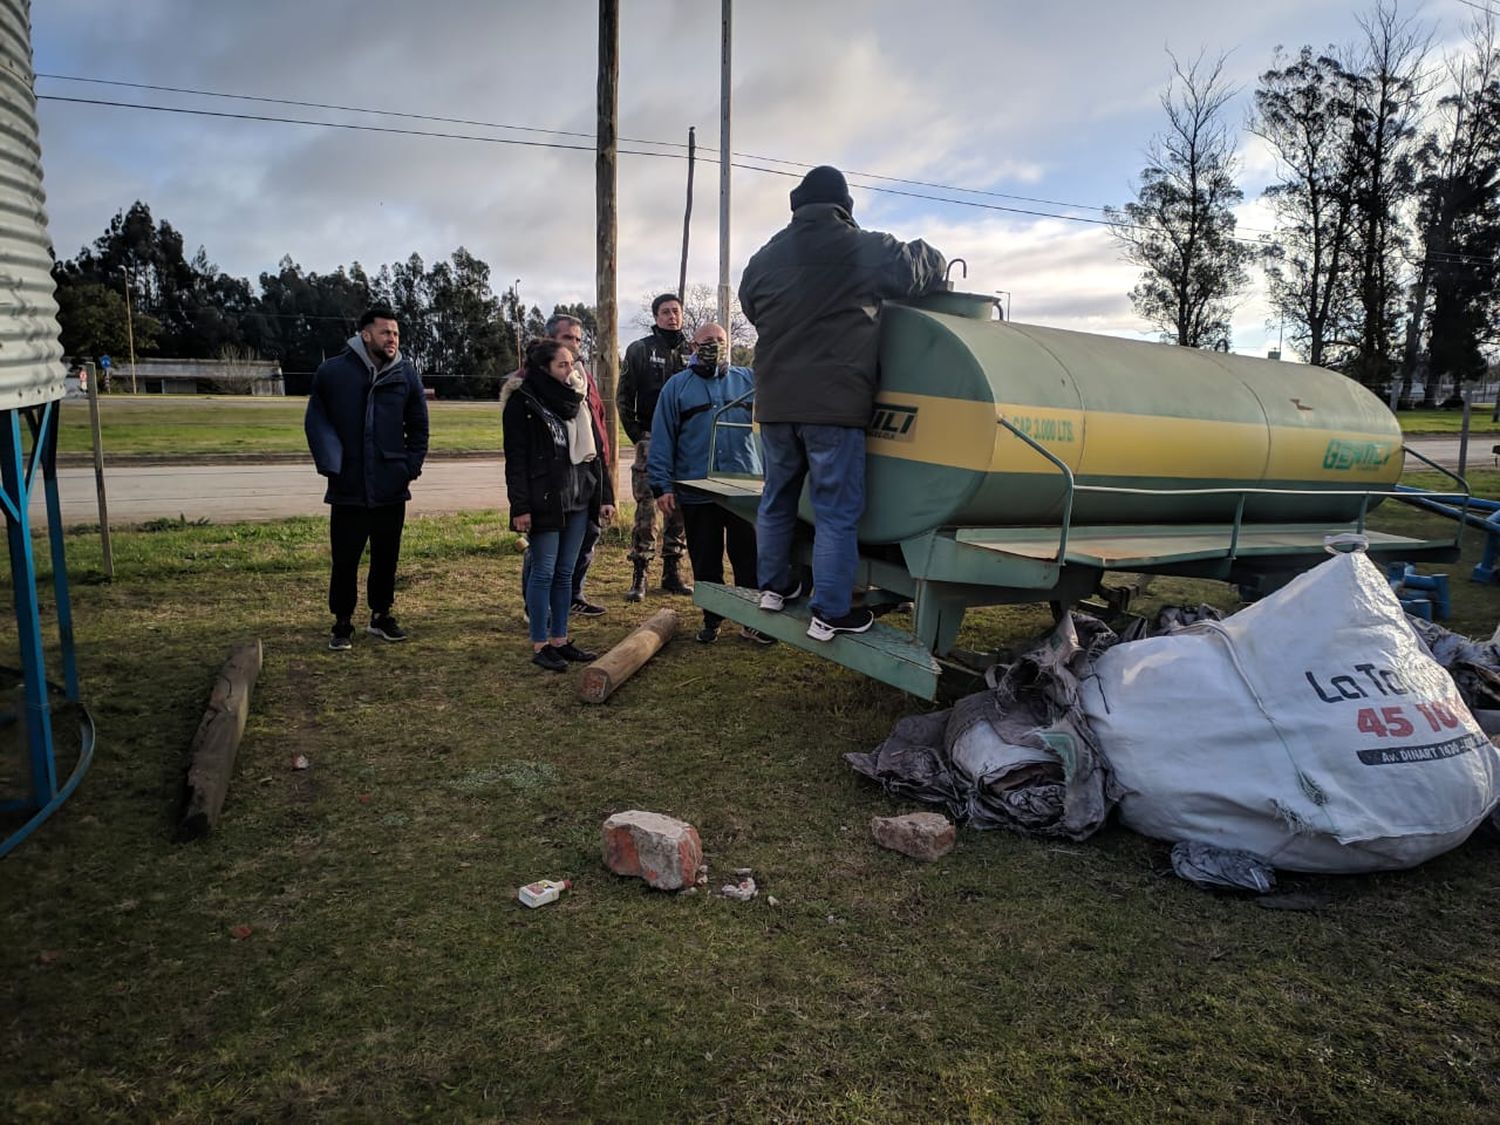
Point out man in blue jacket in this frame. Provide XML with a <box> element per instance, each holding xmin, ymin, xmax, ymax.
<box><xmin>304</xmin><ymin>305</ymin><xmax>430</xmax><ymax>650</ymax></box>
<box><xmin>648</xmin><ymin>323</ymin><xmax>771</xmax><ymax>646</ymax></box>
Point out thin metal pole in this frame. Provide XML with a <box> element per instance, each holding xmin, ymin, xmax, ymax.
<box><xmin>717</xmin><ymin>0</ymin><xmax>732</xmax><ymax>332</ymax></box>
<box><xmin>679</xmin><ymin>126</ymin><xmax>695</xmax><ymax>307</ymax></box>
<box><xmin>596</xmin><ymin>0</ymin><xmax>620</xmax><ymax>482</ymax></box>
<box><xmin>124</xmin><ymin>273</ymin><xmax>138</xmax><ymax>394</ymax></box>
<box><xmin>1459</xmin><ymin>384</ymin><xmax>1472</xmax><ymax>479</ymax></box>
<box><xmin>85</xmin><ymin>361</ymin><xmax>113</xmax><ymax>579</ymax></box>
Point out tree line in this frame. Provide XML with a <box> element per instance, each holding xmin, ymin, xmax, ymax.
<box><xmin>50</xmin><ymin>203</ymin><xmax>758</xmax><ymax>397</ymax></box>
<box><xmin>1111</xmin><ymin>3</ymin><xmax>1500</xmax><ymax>407</ymax></box>
<box><xmin>50</xmin><ymin>200</ymin><xmax>577</xmax><ymax>396</ymax></box>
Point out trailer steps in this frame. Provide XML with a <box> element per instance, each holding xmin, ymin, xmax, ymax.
<box><xmin>692</xmin><ymin>582</ymin><xmax>943</xmax><ymax>699</ymax></box>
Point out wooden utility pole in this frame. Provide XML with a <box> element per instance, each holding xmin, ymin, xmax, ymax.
<box><xmin>717</xmin><ymin>0</ymin><xmax>733</xmax><ymax>332</ymax></box>
<box><xmin>679</xmin><ymin>126</ymin><xmax>695</xmax><ymax>306</ymax></box>
<box><xmin>84</xmin><ymin>361</ymin><xmax>113</xmax><ymax>579</ymax></box>
<box><xmin>124</xmin><ymin>273</ymin><xmax>138</xmax><ymax>394</ymax></box>
<box><xmin>597</xmin><ymin>0</ymin><xmax>620</xmax><ymax>480</ymax></box>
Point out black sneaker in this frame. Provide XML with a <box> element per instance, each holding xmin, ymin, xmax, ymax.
<box><xmin>368</xmin><ymin>614</ymin><xmax>407</xmax><ymax>642</ymax></box>
<box><xmin>807</xmin><ymin>607</ymin><xmax>875</xmax><ymax>642</ymax></box>
<box><xmin>532</xmin><ymin>646</ymin><xmax>569</xmax><ymax>672</ymax></box>
<box><xmin>553</xmin><ymin>641</ymin><xmax>598</xmax><ymax>663</ymax></box>
<box><xmin>696</xmin><ymin>624</ymin><xmax>719</xmax><ymax>644</ymax></box>
<box><xmin>740</xmin><ymin>627</ymin><xmax>777</xmax><ymax>647</ymax></box>
<box><xmin>572</xmin><ymin>598</ymin><xmax>607</xmax><ymax>617</ymax></box>
<box><xmin>328</xmin><ymin>619</ymin><xmax>354</xmax><ymax>651</ymax></box>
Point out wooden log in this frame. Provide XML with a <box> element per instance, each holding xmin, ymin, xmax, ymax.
<box><xmin>579</xmin><ymin>609</ymin><xmax>677</xmax><ymax>703</ymax></box>
<box><xmin>177</xmin><ymin>639</ymin><xmax>263</xmax><ymax>841</ymax></box>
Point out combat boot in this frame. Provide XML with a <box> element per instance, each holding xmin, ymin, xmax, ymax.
<box><xmin>625</xmin><ymin>559</ymin><xmax>648</xmax><ymax>603</ymax></box>
<box><xmin>661</xmin><ymin>556</ymin><xmax>694</xmax><ymax>596</ymax></box>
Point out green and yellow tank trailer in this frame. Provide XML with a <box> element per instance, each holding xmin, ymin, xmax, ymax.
<box><xmin>681</xmin><ymin>291</ymin><xmax>1467</xmax><ymax>699</ymax></box>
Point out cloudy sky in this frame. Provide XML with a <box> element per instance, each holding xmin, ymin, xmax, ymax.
<box><xmin>29</xmin><ymin>0</ymin><xmax>1480</xmax><ymax>356</ymax></box>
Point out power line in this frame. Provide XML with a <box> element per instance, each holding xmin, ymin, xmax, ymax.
<box><xmin>42</xmin><ymin>93</ymin><xmax>1276</xmax><ymax>242</ymax></box>
<box><xmin>35</xmin><ymin>72</ymin><xmax>1116</xmax><ymax>218</ymax></box>
<box><xmin>1454</xmin><ymin>0</ymin><xmax>1500</xmax><ymax>20</ymax></box>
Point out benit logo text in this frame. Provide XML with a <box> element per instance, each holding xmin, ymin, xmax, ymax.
<box><xmin>1322</xmin><ymin>439</ymin><xmax>1394</xmax><ymax>471</ymax></box>
<box><xmin>869</xmin><ymin>403</ymin><xmax>918</xmax><ymax>442</ymax></box>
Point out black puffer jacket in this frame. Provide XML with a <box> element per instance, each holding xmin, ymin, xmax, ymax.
<box><xmin>617</xmin><ymin>326</ymin><xmax>687</xmax><ymax>442</ymax></box>
<box><xmin>502</xmin><ymin>380</ymin><xmax>615</xmax><ymax>532</ymax></box>
<box><xmin>739</xmin><ymin>202</ymin><xmax>946</xmax><ymax>427</ymax></box>
<box><xmin>304</xmin><ymin>336</ymin><xmax>429</xmax><ymax>507</ymax></box>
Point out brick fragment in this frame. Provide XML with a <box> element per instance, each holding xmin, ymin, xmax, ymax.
<box><xmin>602</xmin><ymin>810</ymin><xmax>703</xmax><ymax>891</ymax></box>
<box><xmin>870</xmin><ymin>812</ymin><xmax>955</xmax><ymax>861</ymax></box>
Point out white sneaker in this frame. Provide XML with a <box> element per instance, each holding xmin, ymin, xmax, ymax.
<box><xmin>757</xmin><ymin>581</ymin><xmax>803</xmax><ymax>612</ymax></box>
<box><xmin>807</xmin><ymin>607</ymin><xmax>875</xmax><ymax>642</ymax></box>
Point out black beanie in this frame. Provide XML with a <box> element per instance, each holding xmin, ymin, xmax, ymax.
<box><xmin>789</xmin><ymin>165</ymin><xmax>853</xmax><ymax>214</ymax></box>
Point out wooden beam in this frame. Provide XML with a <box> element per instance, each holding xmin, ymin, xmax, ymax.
<box><xmin>580</xmin><ymin>609</ymin><xmax>678</xmax><ymax>703</ymax></box>
<box><xmin>177</xmin><ymin>639</ymin><xmax>263</xmax><ymax>841</ymax></box>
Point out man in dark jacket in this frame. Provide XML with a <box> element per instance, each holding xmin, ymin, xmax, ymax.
<box><xmin>739</xmin><ymin>165</ymin><xmax>945</xmax><ymax>641</ymax></box>
<box><xmin>617</xmin><ymin>292</ymin><xmax>691</xmax><ymax>602</ymax></box>
<box><xmin>304</xmin><ymin>305</ymin><xmax>430</xmax><ymax>651</ymax></box>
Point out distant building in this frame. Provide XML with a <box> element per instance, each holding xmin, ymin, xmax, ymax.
<box><xmin>64</xmin><ymin>356</ymin><xmax>285</xmax><ymax>396</ymax></box>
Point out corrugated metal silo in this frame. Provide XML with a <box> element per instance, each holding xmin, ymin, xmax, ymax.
<box><xmin>0</xmin><ymin>0</ymin><xmax>63</xmax><ymax>408</ymax></box>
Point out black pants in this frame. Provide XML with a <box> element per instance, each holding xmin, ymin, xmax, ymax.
<box><xmin>681</xmin><ymin>503</ymin><xmax>757</xmax><ymax>628</ymax></box>
<box><xmin>329</xmin><ymin>502</ymin><xmax>407</xmax><ymax>621</ymax></box>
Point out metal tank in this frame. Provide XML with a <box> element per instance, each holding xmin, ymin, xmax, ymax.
<box><xmin>0</xmin><ymin>0</ymin><xmax>63</xmax><ymax>408</ymax></box>
<box><xmin>860</xmin><ymin>294</ymin><xmax>1401</xmax><ymax>543</ymax></box>
<box><xmin>688</xmin><ymin>290</ymin><xmax>1460</xmax><ymax>699</ymax></box>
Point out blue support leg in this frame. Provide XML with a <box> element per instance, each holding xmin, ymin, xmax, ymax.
<box><xmin>0</xmin><ymin>409</ymin><xmax>55</xmax><ymax>807</ymax></box>
<box><xmin>39</xmin><ymin>403</ymin><xmax>79</xmax><ymax>702</ymax></box>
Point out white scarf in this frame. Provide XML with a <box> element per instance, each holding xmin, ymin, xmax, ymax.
<box><xmin>564</xmin><ymin>365</ymin><xmax>597</xmax><ymax>465</ymax></box>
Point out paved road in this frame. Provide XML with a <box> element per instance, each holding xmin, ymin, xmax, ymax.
<box><xmin>29</xmin><ymin>452</ymin><xmax>637</xmax><ymax>528</ymax></box>
<box><xmin>21</xmin><ymin>436</ymin><xmax>1484</xmax><ymax>528</ymax></box>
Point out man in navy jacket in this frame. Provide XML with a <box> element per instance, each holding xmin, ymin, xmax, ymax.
<box><xmin>304</xmin><ymin>305</ymin><xmax>430</xmax><ymax>650</ymax></box>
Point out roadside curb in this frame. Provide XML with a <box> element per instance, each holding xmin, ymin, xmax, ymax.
<box><xmin>56</xmin><ymin>450</ymin><xmax>507</xmax><ymax>467</ymax></box>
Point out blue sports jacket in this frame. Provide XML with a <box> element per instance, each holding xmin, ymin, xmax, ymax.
<box><xmin>647</xmin><ymin>362</ymin><xmax>759</xmax><ymax>501</ymax></box>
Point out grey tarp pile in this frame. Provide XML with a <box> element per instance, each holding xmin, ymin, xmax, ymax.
<box><xmin>844</xmin><ymin>613</ymin><xmax>1123</xmax><ymax>839</ymax></box>
<box><xmin>847</xmin><ymin>596</ymin><xmax>1500</xmax><ymax>893</ymax></box>
<box><xmin>1408</xmin><ymin>616</ymin><xmax>1500</xmax><ymax>717</ymax></box>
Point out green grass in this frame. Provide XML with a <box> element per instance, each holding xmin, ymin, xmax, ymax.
<box><xmin>2</xmin><ymin>497</ymin><xmax>1499</xmax><ymax>1119</ymax></box>
<box><xmin>58</xmin><ymin>394</ymin><xmax>1500</xmax><ymax>458</ymax></box>
<box><xmin>1398</xmin><ymin>407</ymin><xmax>1500</xmax><ymax>435</ymax></box>
<box><xmin>57</xmin><ymin>396</ymin><xmax>506</xmax><ymax>457</ymax></box>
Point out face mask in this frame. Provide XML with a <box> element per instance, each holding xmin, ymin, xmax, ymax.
<box><xmin>693</xmin><ymin>342</ymin><xmax>723</xmax><ymax>369</ymax></box>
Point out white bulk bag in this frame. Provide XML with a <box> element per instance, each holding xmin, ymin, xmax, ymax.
<box><xmin>1078</xmin><ymin>551</ymin><xmax>1500</xmax><ymax>872</ymax></box>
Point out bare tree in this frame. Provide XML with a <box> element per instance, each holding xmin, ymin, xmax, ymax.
<box><xmin>1107</xmin><ymin>52</ymin><xmax>1253</xmax><ymax>348</ymax></box>
<box><xmin>634</xmin><ymin>283</ymin><xmax>755</xmax><ymax>348</ymax></box>
<box><xmin>1343</xmin><ymin>1</ymin><xmax>1430</xmax><ymax>391</ymax></box>
<box><xmin>1252</xmin><ymin>46</ymin><xmax>1361</xmax><ymax>369</ymax></box>
<box><xmin>211</xmin><ymin>344</ymin><xmax>268</xmax><ymax>395</ymax></box>
<box><xmin>1403</xmin><ymin>14</ymin><xmax>1500</xmax><ymax>406</ymax></box>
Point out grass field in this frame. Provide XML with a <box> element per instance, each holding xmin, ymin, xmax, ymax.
<box><xmin>2</xmin><ymin>485</ymin><xmax>1500</xmax><ymax>1119</ymax></box>
<box><xmin>56</xmin><ymin>396</ymin><xmax>507</xmax><ymax>457</ymax></box>
<box><xmin>51</xmin><ymin>393</ymin><xmax>1500</xmax><ymax>458</ymax></box>
<box><xmin>1398</xmin><ymin>408</ymin><xmax>1500</xmax><ymax>435</ymax></box>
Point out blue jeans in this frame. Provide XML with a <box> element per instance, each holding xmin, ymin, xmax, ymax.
<box><xmin>524</xmin><ymin>509</ymin><xmax>590</xmax><ymax>644</ymax></box>
<box><xmin>522</xmin><ymin>517</ymin><xmax>599</xmax><ymax>603</ymax></box>
<box><xmin>756</xmin><ymin>422</ymin><xmax>866</xmax><ymax>619</ymax></box>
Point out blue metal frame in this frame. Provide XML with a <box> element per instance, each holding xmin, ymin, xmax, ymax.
<box><xmin>0</xmin><ymin>401</ymin><xmax>93</xmax><ymax>858</ymax></box>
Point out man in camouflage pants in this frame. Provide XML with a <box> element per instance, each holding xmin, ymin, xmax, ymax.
<box><xmin>617</xmin><ymin>292</ymin><xmax>692</xmax><ymax>601</ymax></box>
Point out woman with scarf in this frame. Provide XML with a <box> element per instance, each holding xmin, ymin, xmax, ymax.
<box><xmin>503</xmin><ymin>338</ymin><xmax>616</xmax><ymax>672</ymax></box>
